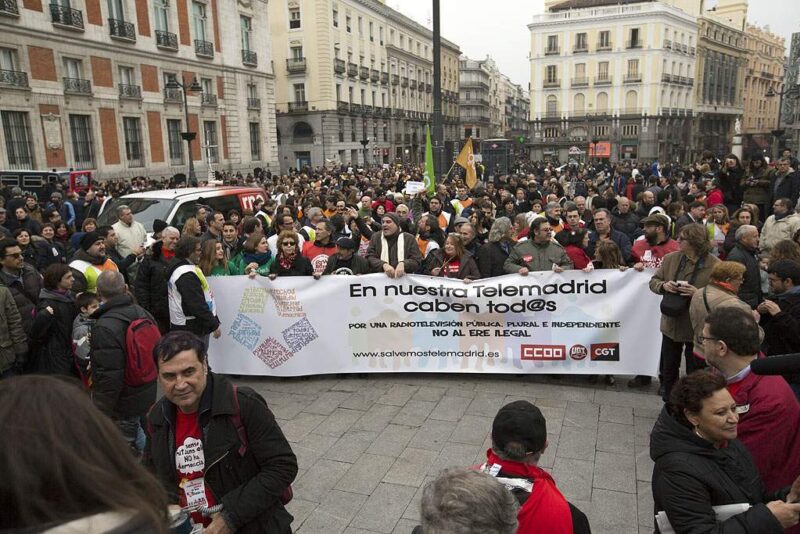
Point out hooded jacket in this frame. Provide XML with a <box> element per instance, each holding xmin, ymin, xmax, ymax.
<box><xmin>29</xmin><ymin>288</ymin><xmax>77</xmax><ymax>376</ymax></box>
<box><xmin>650</xmin><ymin>405</ymin><xmax>787</xmax><ymax>534</ymax></box>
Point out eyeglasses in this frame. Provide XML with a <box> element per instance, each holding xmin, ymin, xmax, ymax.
<box><xmin>697</xmin><ymin>334</ymin><xmax>721</xmax><ymax>344</ymax></box>
<box><xmin>282</xmin><ymin>242</ymin><xmax>296</xmax><ymax>246</ymax></box>
<box><xmin>4</xmin><ymin>252</ymin><xmax>22</xmax><ymax>258</ymax></box>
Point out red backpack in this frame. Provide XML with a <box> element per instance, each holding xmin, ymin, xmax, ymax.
<box><xmin>106</xmin><ymin>314</ymin><xmax>161</xmax><ymax>386</ymax></box>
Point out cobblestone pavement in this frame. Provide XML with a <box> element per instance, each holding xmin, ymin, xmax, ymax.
<box><xmin>235</xmin><ymin>373</ymin><xmax>663</xmax><ymax>534</ymax></box>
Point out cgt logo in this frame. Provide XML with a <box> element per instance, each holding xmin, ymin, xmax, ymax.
<box><xmin>591</xmin><ymin>343</ymin><xmax>620</xmax><ymax>361</ymax></box>
<box><xmin>521</xmin><ymin>344</ymin><xmax>566</xmax><ymax>361</ymax></box>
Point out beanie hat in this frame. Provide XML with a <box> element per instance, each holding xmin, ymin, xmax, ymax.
<box><xmin>491</xmin><ymin>400</ymin><xmax>547</xmax><ymax>454</ymax></box>
<box><xmin>80</xmin><ymin>231</ymin><xmax>103</xmax><ymax>251</ymax></box>
<box><xmin>152</xmin><ymin>219</ymin><xmax>168</xmax><ymax>235</ymax></box>
<box><xmin>382</xmin><ymin>212</ymin><xmax>401</xmax><ymax>227</ymax></box>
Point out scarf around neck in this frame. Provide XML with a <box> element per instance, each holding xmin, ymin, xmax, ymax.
<box><xmin>381</xmin><ymin>232</ymin><xmax>404</xmax><ymax>265</ymax></box>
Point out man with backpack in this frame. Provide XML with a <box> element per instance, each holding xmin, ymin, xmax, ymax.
<box><xmin>90</xmin><ymin>270</ymin><xmax>159</xmax><ymax>454</ymax></box>
<box><xmin>144</xmin><ymin>331</ymin><xmax>297</xmax><ymax>533</ymax></box>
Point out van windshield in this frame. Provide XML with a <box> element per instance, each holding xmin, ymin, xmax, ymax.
<box><xmin>96</xmin><ymin>198</ymin><xmax>177</xmax><ymax>232</ymax></box>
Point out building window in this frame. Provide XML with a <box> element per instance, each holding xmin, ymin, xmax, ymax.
<box><xmin>345</xmin><ymin>14</ymin><xmax>351</xmax><ymax>33</ymax></box>
<box><xmin>192</xmin><ymin>1</ymin><xmax>208</xmax><ymax>41</ymax></box>
<box><xmin>544</xmin><ymin>127</ymin><xmax>559</xmax><ymax>138</ymax></box>
<box><xmin>546</xmin><ymin>35</ymin><xmax>558</xmax><ymax>53</ymax></box>
<box><xmin>153</xmin><ymin>0</ymin><xmax>169</xmax><ymax>32</ymax></box>
<box><xmin>69</xmin><ymin>114</ymin><xmax>94</xmax><ymax>169</ymax></box>
<box><xmin>167</xmin><ymin>119</ymin><xmax>183</xmax><ymax>165</ymax></box>
<box><xmin>123</xmin><ymin>117</ymin><xmax>144</xmax><ymax>167</ymax></box>
<box><xmin>598</xmin><ymin>30</ymin><xmax>610</xmax><ymax>48</ymax></box>
<box><xmin>598</xmin><ymin>61</ymin><xmax>609</xmax><ymax>80</ymax></box>
<box><xmin>622</xmin><ymin>124</ymin><xmax>639</xmax><ymax>137</ymax></box>
<box><xmin>241</xmin><ymin>15</ymin><xmax>253</xmax><ymax>51</ymax></box>
<box><xmin>575</xmin><ymin>63</ymin><xmax>586</xmax><ymax>78</ymax></box>
<box><xmin>593</xmin><ymin>125</ymin><xmax>609</xmax><ymax>137</ymax></box>
<box><xmin>332</xmin><ymin>5</ymin><xmax>338</xmax><ymax>27</ymax></box>
<box><xmin>0</xmin><ymin>47</ymin><xmax>19</xmax><ymax>71</ymax></box>
<box><xmin>247</xmin><ymin>83</ymin><xmax>257</xmax><ymax>100</ymax></box>
<box><xmin>629</xmin><ymin>28</ymin><xmax>640</xmax><ymax>47</ymax></box>
<box><xmin>627</xmin><ymin>59</ymin><xmax>639</xmax><ymax>77</ymax></box>
<box><xmin>63</xmin><ymin>57</ymin><xmax>82</xmax><ymax>79</ymax></box>
<box><xmin>203</xmin><ymin>121</ymin><xmax>218</xmax><ymax>163</ymax></box>
<box><xmin>575</xmin><ymin>33</ymin><xmax>587</xmax><ymax>51</ymax></box>
<box><xmin>351</xmin><ymin>118</ymin><xmax>356</xmax><ymax>142</ymax></box>
<box><xmin>358</xmin><ymin>16</ymin><xmax>362</xmax><ymax>35</ymax></box>
<box><xmin>107</xmin><ymin>0</ymin><xmax>125</xmax><ymax>20</ymax></box>
<box><xmin>338</xmin><ymin>118</ymin><xmax>344</xmax><ymax>142</ymax></box>
<box><xmin>293</xmin><ymin>83</ymin><xmax>305</xmax><ymax>103</ymax></box>
<box><xmin>379</xmin><ymin>26</ymin><xmax>383</xmax><ymax>45</ymax></box>
<box><xmin>201</xmin><ymin>77</ymin><xmax>213</xmax><ymax>95</ymax></box>
<box><xmin>290</xmin><ymin>45</ymin><xmax>303</xmax><ymax>60</ymax></box>
<box><xmin>369</xmin><ymin>21</ymin><xmax>373</xmax><ymax>41</ymax></box>
<box><xmin>1</xmin><ymin>111</ymin><xmax>34</xmax><ymax>170</ymax></box>
<box><xmin>119</xmin><ymin>65</ymin><xmax>135</xmax><ymax>86</ymax></box>
<box><xmin>289</xmin><ymin>6</ymin><xmax>301</xmax><ymax>29</ymax></box>
<box><xmin>249</xmin><ymin>122</ymin><xmax>260</xmax><ymax>160</ymax></box>
<box><xmin>545</xmin><ymin>65</ymin><xmax>557</xmax><ymax>83</ymax></box>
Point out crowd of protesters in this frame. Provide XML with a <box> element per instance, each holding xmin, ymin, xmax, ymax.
<box><xmin>2</xmin><ymin>147</ymin><xmax>800</xmax><ymax>532</ymax></box>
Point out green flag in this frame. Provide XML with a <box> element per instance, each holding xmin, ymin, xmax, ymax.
<box><xmin>424</xmin><ymin>125</ymin><xmax>435</xmax><ymax>197</ymax></box>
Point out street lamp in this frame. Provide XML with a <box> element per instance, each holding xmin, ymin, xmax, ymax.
<box><xmin>166</xmin><ymin>76</ymin><xmax>203</xmax><ymax>185</ymax></box>
<box><xmin>765</xmin><ymin>83</ymin><xmax>800</xmax><ymax>161</ymax></box>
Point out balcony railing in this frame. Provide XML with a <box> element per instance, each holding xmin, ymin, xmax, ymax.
<box><xmin>381</xmin><ymin>72</ymin><xmax>389</xmax><ymax>84</ymax></box>
<box><xmin>347</xmin><ymin>62</ymin><xmax>358</xmax><ymax>77</ymax></box>
<box><xmin>545</xmin><ymin>46</ymin><xmax>560</xmax><ymax>55</ymax></box>
<box><xmin>50</xmin><ymin>4</ymin><xmax>84</xmax><ymax>30</ymax></box>
<box><xmin>359</xmin><ymin>66</ymin><xmax>369</xmax><ymax>80</ymax></box>
<box><xmin>334</xmin><ymin>58</ymin><xmax>345</xmax><ymax>74</ymax></box>
<box><xmin>417</xmin><ymin>80</ymin><xmax>425</xmax><ymax>91</ymax></box>
<box><xmin>573</xmin><ymin>44</ymin><xmax>588</xmax><ymax>53</ymax></box>
<box><xmin>247</xmin><ymin>97</ymin><xmax>261</xmax><ymax>110</ymax></box>
<box><xmin>288</xmin><ymin>101</ymin><xmax>308</xmax><ymax>113</ymax></box>
<box><xmin>286</xmin><ymin>57</ymin><xmax>306</xmax><ymax>73</ymax></box>
<box><xmin>426</xmin><ymin>82</ymin><xmax>432</xmax><ymax>93</ymax></box>
<box><xmin>363</xmin><ymin>105</ymin><xmax>373</xmax><ymax>115</ymax></box>
<box><xmin>623</xmin><ymin>73</ymin><xmax>642</xmax><ymax>83</ymax></box>
<box><xmin>371</xmin><ymin>69</ymin><xmax>379</xmax><ymax>82</ymax></box>
<box><xmin>391</xmin><ymin>74</ymin><xmax>399</xmax><ymax>85</ymax></box>
<box><xmin>545</xmin><ymin>111</ymin><xmax>560</xmax><ymax>118</ymax></box>
<box><xmin>201</xmin><ymin>93</ymin><xmax>218</xmax><ymax>106</ymax></box>
<box><xmin>350</xmin><ymin>103</ymin><xmax>362</xmax><ymax>114</ymax></box>
<box><xmin>63</xmin><ymin>77</ymin><xmax>91</xmax><ymax>94</ymax></box>
<box><xmin>0</xmin><ymin>0</ymin><xmax>19</xmax><ymax>17</ymax></box>
<box><xmin>118</xmin><ymin>83</ymin><xmax>141</xmax><ymax>99</ymax></box>
<box><xmin>761</xmin><ymin>71</ymin><xmax>774</xmax><ymax>79</ymax></box>
<box><xmin>594</xmin><ymin>76</ymin><xmax>612</xmax><ymax>85</ymax></box>
<box><xmin>0</xmin><ymin>69</ymin><xmax>28</xmax><ymax>88</ymax></box>
<box><xmin>401</xmin><ymin>77</ymin><xmax>408</xmax><ymax>87</ymax></box>
<box><xmin>164</xmin><ymin>87</ymin><xmax>182</xmax><ymax>102</ymax></box>
<box><xmin>688</xmin><ymin>46</ymin><xmax>695</xmax><ymax>56</ymax></box>
<box><xmin>337</xmin><ymin>101</ymin><xmax>350</xmax><ymax>112</ymax></box>
<box><xmin>195</xmin><ymin>39</ymin><xmax>214</xmax><ymax>58</ymax></box>
<box><xmin>155</xmin><ymin>30</ymin><xmax>178</xmax><ymax>50</ymax></box>
<box><xmin>663</xmin><ymin>39</ymin><xmax>672</xmax><ymax>49</ymax></box>
<box><xmin>596</xmin><ymin>42</ymin><xmax>612</xmax><ymax>51</ymax></box>
<box><xmin>626</xmin><ymin>40</ymin><xmax>642</xmax><ymax>49</ymax></box>
<box><xmin>543</xmin><ymin>79</ymin><xmax>560</xmax><ymax>88</ymax></box>
<box><xmin>571</xmin><ymin>77</ymin><xmax>589</xmax><ymax>87</ymax></box>
<box><xmin>242</xmin><ymin>49</ymin><xmax>258</xmax><ymax>67</ymax></box>
<box><xmin>108</xmin><ymin>18</ymin><xmax>135</xmax><ymax>41</ymax></box>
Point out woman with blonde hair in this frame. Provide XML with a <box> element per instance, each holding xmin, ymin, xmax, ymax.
<box><xmin>181</xmin><ymin>217</ymin><xmax>202</xmax><ymax>237</ymax></box>
<box><xmin>705</xmin><ymin>204</ymin><xmax>730</xmax><ymax>258</ymax></box>
<box><xmin>198</xmin><ymin>239</ymin><xmax>230</xmax><ymax>276</ymax></box>
<box><xmin>426</xmin><ymin>233</ymin><xmax>480</xmax><ymax>282</ymax></box>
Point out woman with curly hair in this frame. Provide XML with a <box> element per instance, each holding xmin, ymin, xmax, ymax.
<box><xmin>198</xmin><ymin>239</ymin><xmax>231</xmax><ymax>277</ymax></box>
<box><xmin>269</xmin><ymin>230</ymin><xmax>314</xmax><ymax>279</ymax></box>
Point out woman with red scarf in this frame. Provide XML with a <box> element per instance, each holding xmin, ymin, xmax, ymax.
<box><xmin>268</xmin><ymin>230</ymin><xmax>315</xmax><ymax>279</ymax></box>
<box><xmin>426</xmin><ymin>234</ymin><xmax>480</xmax><ymax>282</ymax></box>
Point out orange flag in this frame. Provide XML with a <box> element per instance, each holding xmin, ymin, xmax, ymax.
<box><xmin>455</xmin><ymin>137</ymin><xmax>478</xmax><ymax>188</ymax></box>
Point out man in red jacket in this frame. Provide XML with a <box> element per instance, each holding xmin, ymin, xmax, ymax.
<box><xmin>702</xmin><ymin>307</ymin><xmax>800</xmax><ymax>494</ymax></box>
<box><xmin>301</xmin><ymin>220</ymin><xmax>337</xmax><ymax>275</ymax></box>
<box><xmin>481</xmin><ymin>400</ymin><xmax>590</xmax><ymax>534</ymax></box>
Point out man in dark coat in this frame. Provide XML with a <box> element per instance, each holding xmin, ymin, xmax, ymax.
<box><xmin>611</xmin><ymin>197</ymin><xmax>641</xmax><ymax>242</ymax></box>
<box><xmin>0</xmin><ymin>238</ymin><xmax>42</xmax><ymax>340</ymax></box>
<box><xmin>322</xmin><ymin>237</ymin><xmax>371</xmax><ymax>275</ymax></box>
<box><xmin>135</xmin><ymin>227</ymin><xmax>179</xmax><ymax>333</ymax></box>
<box><xmin>726</xmin><ymin>225</ymin><xmax>762</xmax><ymax>308</ymax></box>
<box><xmin>585</xmin><ymin>208</ymin><xmax>633</xmax><ymax>263</ymax></box>
<box><xmin>767</xmin><ymin>158</ymin><xmax>800</xmax><ymax>215</ymax></box>
<box><xmin>366</xmin><ymin>212</ymin><xmax>422</xmax><ymax>277</ymax></box>
<box><xmin>145</xmin><ymin>331</ymin><xmax>297</xmax><ymax>533</ymax></box>
<box><xmin>91</xmin><ymin>270</ymin><xmax>157</xmax><ymax>453</ymax></box>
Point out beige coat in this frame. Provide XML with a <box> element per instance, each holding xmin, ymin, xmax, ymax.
<box><xmin>689</xmin><ymin>283</ymin><xmax>758</xmax><ymax>358</ymax></box>
<box><xmin>650</xmin><ymin>251</ymin><xmax>720</xmax><ymax>342</ymax></box>
<box><xmin>760</xmin><ymin>213</ymin><xmax>800</xmax><ymax>253</ymax></box>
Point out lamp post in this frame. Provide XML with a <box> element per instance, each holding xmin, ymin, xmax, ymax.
<box><xmin>166</xmin><ymin>76</ymin><xmax>203</xmax><ymax>185</ymax></box>
<box><xmin>765</xmin><ymin>83</ymin><xmax>800</xmax><ymax>162</ymax></box>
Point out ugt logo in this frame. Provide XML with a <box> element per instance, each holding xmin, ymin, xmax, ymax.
<box><xmin>521</xmin><ymin>344</ymin><xmax>566</xmax><ymax>361</ymax></box>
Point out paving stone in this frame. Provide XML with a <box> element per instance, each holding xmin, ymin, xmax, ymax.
<box><xmin>280</xmin><ymin>412</ymin><xmax>327</xmax><ymax>442</ymax></box>
<box><xmin>297</xmin><ymin>489</ymin><xmax>368</xmax><ymax>534</ymax></box>
<box><xmin>407</xmin><ymin>419</ymin><xmax>456</xmax><ymax>452</ymax></box>
<box><xmin>341</xmin><ymin>388</ymin><xmax>387</xmax><ymax>411</ymax></box>
<box><xmin>538</xmin><ymin>431</ymin><xmax>559</xmax><ymax>469</ymax></box>
<box><xmin>324</xmin><ymin>430</ymin><xmax>380</xmax><ymax>464</ymax></box>
<box><xmin>537</xmin><ymin>402</ymin><xmax>566</xmax><ymax>434</ymax></box>
<box><xmin>412</xmin><ymin>386</ymin><xmax>446</xmax><ymax>402</ymax></box>
<box><xmin>378</xmin><ymin>384</ymin><xmax>420</xmax><ymax>406</ymax></box>
<box><xmin>313</xmin><ymin>408</ymin><xmax>365</xmax><ymax>438</ymax></box>
<box><xmin>596</xmin><ymin>422</ymin><xmax>636</xmax><ymax>454</ymax></box>
<box><xmin>366</xmin><ymin>424</ymin><xmax>417</xmax><ymax>457</ymax></box>
<box><xmin>428</xmin><ymin>395</ymin><xmax>470</xmax><ymax>421</ymax></box>
<box><xmin>600</xmin><ymin>404</ymin><xmax>634</xmax><ymax>425</ymax></box>
<box><xmin>402</xmin><ymin>475</ymin><xmax>435</xmax><ymax>522</ymax></box>
<box><xmin>429</xmin><ymin>442</ymin><xmax>483</xmax><ymax>475</ymax></box>
<box><xmin>334</xmin><ymin>453</ymin><xmax>395</xmax><ymax>495</ymax></box>
<box><xmin>525</xmin><ymin>381</ymin><xmax>595</xmax><ymax>402</ymax></box>
<box><xmin>353</xmin><ymin>403</ymin><xmax>402</xmax><ymax>432</ymax></box>
<box><xmin>593</xmin><ymin>451</ymin><xmax>637</xmax><ymax>494</ymax></box>
<box><xmin>594</xmin><ymin>389</ymin><xmax>664</xmax><ymax>410</ymax></box>
<box><xmin>390</xmin><ymin>400</ymin><xmax>437</xmax><ymax>427</ymax></box>
<box><xmin>383</xmin><ymin>447</ymin><xmax>440</xmax><ymax>487</ymax></box>
<box><xmin>293</xmin><ymin>458</ymin><xmax>351</xmax><ymax>503</ymax></box>
<box><xmin>291</xmin><ymin>433</ymin><xmax>339</xmax><ymax>468</ymax></box>
<box><xmin>350</xmin><ymin>483</ymin><xmax>417</xmax><ymax>533</ymax></box>
<box><xmin>448</xmin><ymin>414</ymin><xmax>493</xmax><ymax>445</ymax></box>
<box><xmin>633</xmin><ymin>406</ymin><xmax>663</xmax><ymax>419</ymax></box>
<box><xmin>444</xmin><ymin>385</ymin><xmax>477</xmax><ymax>399</ymax></box>
<box><xmin>285</xmin><ymin>498</ymin><xmax>317</xmax><ymax>530</ymax></box>
<box><xmin>465</xmin><ymin>392</ymin><xmax>507</xmax><ymax>416</ymax></box>
<box><xmin>635</xmin><ymin>445</ymin><xmax>654</xmax><ymax>483</ymax></box>
<box><xmin>563</xmin><ymin>401</ymin><xmax>600</xmax><ymax>430</ymax></box>
<box><xmin>553</xmin><ymin>456</ymin><xmax>595</xmax><ymax>502</ymax></box>
<box><xmin>589</xmin><ymin>489</ymin><xmax>639</xmax><ymax>534</ymax></box>
<box><xmin>392</xmin><ymin>518</ymin><xmax>420</xmax><ymax>533</ymax></box>
<box><xmin>555</xmin><ymin>425</ymin><xmax>597</xmax><ymax>460</ymax></box>
<box><xmin>303</xmin><ymin>391</ymin><xmax>355</xmax><ymax>416</ymax></box>
<box><xmin>634</xmin><ymin>417</ymin><xmax>656</xmax><ymax>449</ymax></box>
<box><xmin>638</xmin><ymin>480</ymin><xmax>654</xmax><ymax>527</ymax></box>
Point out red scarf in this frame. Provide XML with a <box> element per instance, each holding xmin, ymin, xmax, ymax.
<box><xmin>162</xmin><ymin>248</ymin><xmax>175</xmax><ymax>261</ymax></box>
<box><xmin>279</xmin><ymin>253</ymin><xmax>295</xmax><ymax>271</ymax></box>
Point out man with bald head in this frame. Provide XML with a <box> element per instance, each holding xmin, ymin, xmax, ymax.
<box><xmin>635</xmin><ymin>190</ymin><xmax>656</xmax><ymax>218</ymax></box>
<box><xmin>611</xmin><ymin>197</ymin><xmax>641</xmax><ymax>241</ymax></box>
<box><xmin>135</xmin><ymin>226</ymin><xmax>180</xmax><ymax>333</ymax></box>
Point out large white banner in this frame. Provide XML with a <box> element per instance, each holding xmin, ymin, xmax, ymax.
<box><xmin>207</xmin><ymin>271</ymin><xmax>661</xmax><ymax>377</ymax></box>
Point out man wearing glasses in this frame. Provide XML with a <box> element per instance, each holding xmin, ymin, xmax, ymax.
<box><xmin>504</xmin><ymin>218</ymin><xmax>573</xmax><ymax>275</ymax></box>
<box><xmin>267</xmin><ymin>214</ymin><xmax>305</xmax><ymax>256</ymax></box>
<box><xmin>0</xmin><ymin>238</ymin><xmax>42</xmax><ymax>339</ymax></box>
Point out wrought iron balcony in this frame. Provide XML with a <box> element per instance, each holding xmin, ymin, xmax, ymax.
<box><xmin>286</xmin><ymin>57</ymin><xmax>306</xmax><ymax>73</ymax></box>
<box><xmin>247</xmin><ymin>97</ymin><xmax>261</xmax><ymax>110</ymax></box>
<box><xmin>363</xmin><ymin>105</ymin><xmax>372</xmax><ymax>115</ymax></box>
<box><xmin>594</xmin><ymin>76</ymin><xmax>612</xmax><ymax>85</ymax></box>
<box><xmin>381</xmin><ymin>72</ymin><xmax>389</xmax><ymax>84</ymax></box>
<box><xmin>164</xmin><ymin>87</ymin><xmax>182</xmax><ymax>102</ymax></box>
<box><xmin>418</xmin><ymin>80</ymin><xmax>425</xmax><ymax>91</ymax></box>
<box><xmin>400</xmin><ymin>77</ymin><xmax>408</xmax><ymax>87</ymax></box>
<box><xmin>0</xmin><ymin>69</ymin><xmax>28</xmax><ymax>88</ymax></box>
<box><xmin>370</xmin><ymin>69</ymin><xmax>379</xmax><ymax>82</ymax></box>
<box><xmin>155</xmin><ymin>30</ymin><xmax>178</xmax><ymax>50</ymax></box>
<box><xmin>359</xmin><ymin>66</ymin><xmax>369</xmax><ymax>80</ymax></box>
<box><xmin>63</xmin><ymin>77</ymin><xmax>91</xmax><ymax>94</ymax></box>
<box><xmin>334</xmin><ymin>58</ymin><xmax>345</xmax><ymax>74</ymax></box>
<box><xmin>0</xmin><ymin>0</ymin><xmax>19</xmax><ymax>17</ymax></box>
<box><xmin>393</xmin><ymin>109</ymin><xmax>405</xmax><ymax>118</ymax></box>
<box><xmin>688</xmin><ymin>46</ymin><xmax>695</xmax><ymax>56</ymax></box>
<box><xmin>544</xmin><ymin>46</ymin><xmax>560</xmax><ymax>55</ymax></box>
<box><xmin>382</xmin><ymin>107</ymin><xmax>392</xmax><ymax>117</ymax></box>
<box><xmin>347</xmin><ymin>62</ymin><xmax>358</xmax><ymax>77</ymax></box>
<box><xmin>373</xmin><ymin>106</ymin><xmax>382</xmax><ymax>116</ymax></box>
<box><xmin>201</xmin><ymin>93</ymin><xmax>218</xmax><ymax>106</ymax></box>
<box><xmin>543</xmin><ymin>79</ymin><xmax>560</xmax><ymax>88</ymax></box>
<box><xmin>195</xmin><ymin>39</ymin><xmax>214</xmax><ymax>58</ymax></box>
<box><xmin>50</xmin><ymin>4</ymin><xmax>83</xmax><ymax>30</ymax></box>
<box><xmin>573</xmin><ymin>44</ymin><xmax>588</xmax><ymax>53</ymax></box>
<box><xmin>350</xmin><ymin>103</ymin><xmax>362</xmax><ymax>114</ymax></box>
<box><xmin>623</xmin><ymin>73</ymin><xmax>642</xmax><ymax>83</ymax></box>
<box><xmin>596</xmin><ymin>42</ymin><xmax>612</xmax><ymax>51</ymax></box>
<box><xmin>391</xmin><ymin>74</ymin><xmax>399</xmax><ymax>85</ymax></box>
<box><xmin>626</xmin><ymin>40</ymin><xmax>642</xmax><ymax>49</ymax></box>
<box><xmin>663</xmin><ymin>39</ymin><xmax>672</xmax><ymax>49</ymax></box>
<box><xmin>337</xmin><ymin>101</ymin><xmax>350</xmax><ymax>112</ymax></box>
<box><xmin>108</xmin><ymin>18</ymin><xmax>135</xmax><ymax>41</ymax></box>
<box><xmin>426</xmin><ymin>83</ymin><xmax>432</xmax><ymax>93</ymax></box>
<box><xmin>118</xmin><ymin>83</ymin><xmax>141</xmax><ymax>99</ymax></box>
<box><xmin>288</xmin><ymin>101</ymin><xmax>308</xmax><ymax>113</ymax></box>
<box><xmin>242</xmin><ymin>49</ymin><xmax>258</xmax><ymax>67</ymax></box>
<box><xmin>571</xmin><ymin>77</ymin><xmax>589</xmax><ymax>87</ymax></box>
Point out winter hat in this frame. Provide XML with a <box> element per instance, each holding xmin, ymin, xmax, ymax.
<box><xmin>491</xmin><ymin>400</ymin><xmax>547</xmax><ymax>454</ymax></box>
<box><xmin>80</xmin><ymin>231</ymin><xmax>103</xmax><ymax>251</ymax></box>
<box><xmin>453</xmin><ymin>216</ymin><xmax>470</xmax><ymax>227</ymax></box>
<box><xmin>152</xmin><ymin>219</ymin><xmax>168</xmax><ymax>235</ymax></box>
<box><xmin>335</xmin><ymin>237</ymin><xmax>357</xmax><ymax>250</ymax></box>
<box><xmin>641</xmin><ymin>213</ymin><xmax>671</xmax><ymax>230</ymax></box>
<box><xmin>382</xmin><ymin>212</ymin><xmax>401</xmax><ymax>227</ymax></box>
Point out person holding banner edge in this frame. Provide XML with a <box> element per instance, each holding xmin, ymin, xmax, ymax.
<box><xmin>366</xmin><ymin>212</ymin><xmax>422</xmax><ymax>278</ymax></box>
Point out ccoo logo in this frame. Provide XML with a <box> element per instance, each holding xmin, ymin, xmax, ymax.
<box><xmin>569</xmin><ymin>344</ymin><xmax>588</xmax><ymax>360</ymax></box>
<box><xmin>591</xmin><ymin>343</ymin><xmax>620</xmax><ymax>361</ymax></box>
<box><xmin>521</xmin><ymin>344</ymin><xmax>566</xmax><ymax>361</ymax></box>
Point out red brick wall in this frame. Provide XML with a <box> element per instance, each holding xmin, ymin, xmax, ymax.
<box><xmin>90</xmin><ymin>56</ymin><xmax>113</xmax><ymax>88</ymax></box>
<box><xmin>28</xmin><ymin>46</ymin><xmax>56</xmax><ymax>82</ymax></box>
<box><xmin>187</xmin><ymin>113</ymin><xmax>201</xmax><ymax>161</ymax></box>
<box><xmin>39</xmin><ymin>104</ymin><xmax>67</xmax><ymax>168</ymax></box>
<box><xmin>216</xmin><ymin>76</ymin><xmax>225</xmax><ymax>100</ymax></box>
<box><xmin>98</xmin><ymin>108</ymin><xmax>121</xmax><ymax>165</ymax></box>
<box><xmin>220</xmin><ymin>115</ymin><xmax>229</xmax><ymax>160</ymax></box>
<box><xmin>147</xmin><ymin>111</ymin><xmax>165</xmax><ymax>163</ymax></box>
<box><xmin>176</xmin><ymin>0</ymin><xmax>190</xmax><ymax>46</ymax></box>
<box><xmin>210</xmin><ymin>0</ymin><xmax>221</xmax><ymax>52</ymax></box>
<box><xmin>135</xmin><ymin>0</ymin><xmax>151</xmax><ymax>37</ymax></box>
<box><xmin>141</xmin><ymin>64</ymin><xmax>159</xmax><ymax>93</ymax></box>
<box><xmin>22</xmin><ymin>0</ymin><xmax>42</xmax><ymax>11</ymax></box>
<box><xmin>85</xmin><ymin>0</ymin><xmax>102</xmax><ymax>26</ymax></box>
